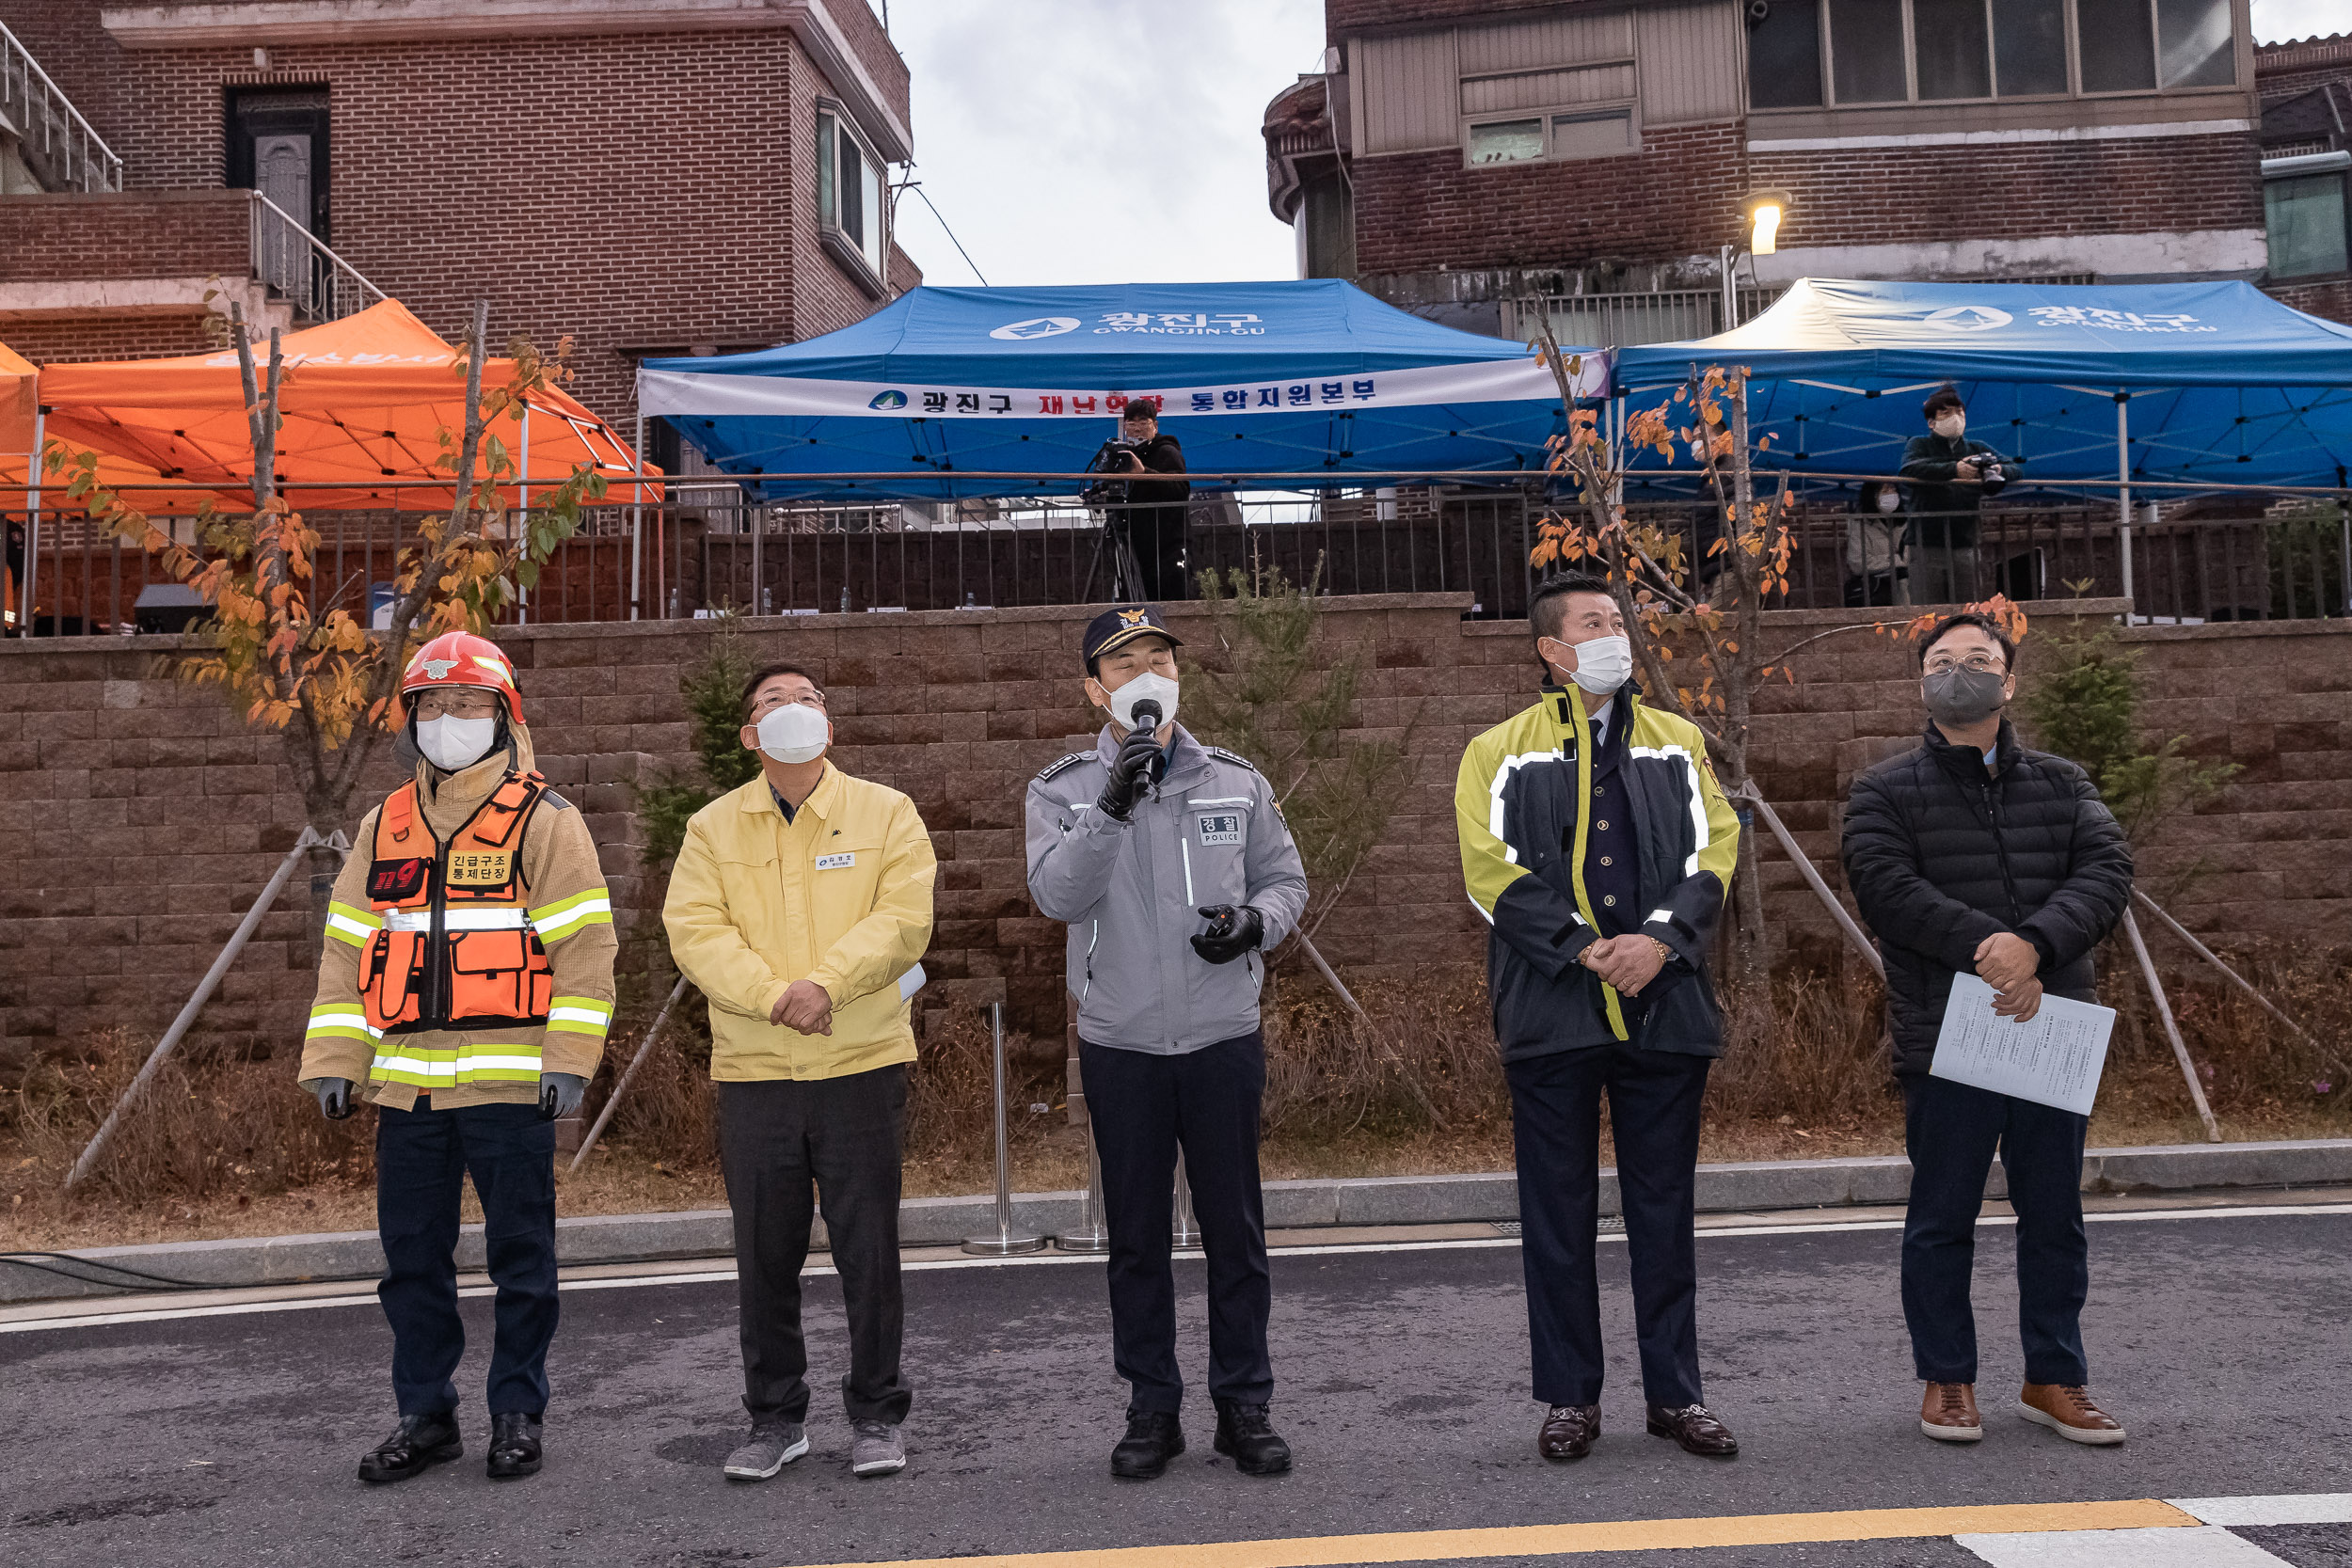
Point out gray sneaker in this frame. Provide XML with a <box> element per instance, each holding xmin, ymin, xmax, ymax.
<box><xmin>722</xmin><ymin>1421</ymin><xmax>809</xmax><ymax>1481</ymax></box>
<box><xmin>850</xmin><ymin>1419</ymin><xmax>906</xmax><ymax>1477</ymax></box>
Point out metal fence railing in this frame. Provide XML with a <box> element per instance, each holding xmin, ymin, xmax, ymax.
<box><xmin>0</xmin><ymin>21</ymin><xmax>122</xmax><ymax>194</ymax></box>
<box><xmin>8</xmin><ymin>492</ymin><xmax>2348</xmax><ymax>637</ymax></box>
<box><xmin>249</xmin><ymin>194</ymin><xmax>387</xmax><ymax>324</ymax></box>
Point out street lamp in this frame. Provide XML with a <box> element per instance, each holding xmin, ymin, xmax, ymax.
<box><xmin>1719</xmin><ymin>187</ymin><xmax>1796</xmax><ymax>331</ymax></box>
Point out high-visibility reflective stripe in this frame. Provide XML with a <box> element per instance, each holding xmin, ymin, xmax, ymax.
<box><xmin>383</xmin><ymin>907</ymin><xmax>529</xmax><ymax>932</ymax></box>
<box><xmin>549</xmin><ymin>995</ymin><xmax>613</xmax><ymax>1018</ymax></box>
<box><xmin>307</xmin><ymin>1006</ymin><xmax>381</xmax><ymax>1041</ymax></box>
<box><xmin>329</xmin><ymin>900</ymin><xmax>383</xmax><ymax>927</ymax></box>
<box><xmin>306</xmin><ymin>1024</ymin><xmax>378</xmax><ymax>1043</ymax></box>
<box><xmin>531</xmin><ymin>896</ymin><xmax>612</xmax><ymax>940</ymax></box>
<box><xmin>546</xmin><ymin>1006</ymin><xmax>612</xmax><ymax>1033</ymax></box>
<box><xmin>324</xmin><ymin>913</ymin><xmax>375</xmax><ymax>949</ymax></box>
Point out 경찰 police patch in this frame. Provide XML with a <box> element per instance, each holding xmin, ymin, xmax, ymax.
<box><xmin>1196</xmin><ymin>811</ymin><xmax>1245</xmax><ymax>847</ymax></box>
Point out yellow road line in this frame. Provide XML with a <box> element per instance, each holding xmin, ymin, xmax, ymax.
<box><xmin>792</xmin><ymin>1498</ymin><xmax>2199</xmax><ymax>1568</ymax></box>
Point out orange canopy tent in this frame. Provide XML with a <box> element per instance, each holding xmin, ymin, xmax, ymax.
<box><xmin>2</xmin><ymin>338</ymin><xmax>209</xmax><ymax>515</ymax></box>
<box><xmin>31</xmin><ymin>298</ymin><xmax>659</xmax><ymax>512</ymax></box>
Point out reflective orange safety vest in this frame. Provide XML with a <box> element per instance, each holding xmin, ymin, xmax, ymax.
<box><xmin>355</xmin><ymin>771</ymin><xmax>557</xmax><ymax>1049</ymax></box>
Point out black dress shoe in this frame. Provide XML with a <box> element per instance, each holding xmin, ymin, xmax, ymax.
<box><xmin>1110</xmin><ymin>1410</ymin><xmax>1184</xmax><ymax>1480</ymax></box>
<box><xmin>1647</xmin><ymin>1402</ymin><xmax>1739</xmax><ymax>1457</ymax></box>
<box><xmin>1213</xmin><ymin>1400</ymin><xmax>1292</xmax><ymax>1477</ymax></box>
<box><xmin>357</xmin><ymin>1411</ymin><xmax>463</xmax><ymax>1483</ymax></box>
<box><xmin>1538</xmin><ymin>1403</ymin><xmax>1601</xmax><ymax>1462</ymax></box>
<box><xmin>486</xmin><ymin>1412</ymin><xmax>544</xmax><ymax>1480</ymax></box>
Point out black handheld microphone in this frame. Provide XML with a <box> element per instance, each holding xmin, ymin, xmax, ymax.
<box><xmin>1130</xmin><ymin>699</ymin><xmax>1162</xmax><ymax>734</ymax></box>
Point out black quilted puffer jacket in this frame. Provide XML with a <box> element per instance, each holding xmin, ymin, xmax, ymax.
<box><xmin>1840</xmin><ymin>718</ymin><xmax>2134</xmax><ymax>1074</ymax></box>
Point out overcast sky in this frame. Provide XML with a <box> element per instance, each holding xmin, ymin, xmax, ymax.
<box><xmin>884</xmin><ymin>0</ymin><xmax>2347</xmax><ymax>291</ymax></box>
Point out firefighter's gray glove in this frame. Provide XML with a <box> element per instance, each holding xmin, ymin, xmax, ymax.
<box><xmin>538</xmin><ymin>1072</ymin><xmax>587</xmax><ymax>1121</ymax></box>
<box><xmin>314</xmin><ymin>1078</ymin><xmax>355</xmax><ymax>1120</ymax></box>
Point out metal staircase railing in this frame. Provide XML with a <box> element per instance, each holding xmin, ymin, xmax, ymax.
<box><xmin>250</xmin><ymin>192</ymin><xmax>388</xmax><ymax>323</ymax></box>
<box><xmin>0</xmin><ymin>20</ymin><xmax>123</xmax><ymax>194</ymax></box>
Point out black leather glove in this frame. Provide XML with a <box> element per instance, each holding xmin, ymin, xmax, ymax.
<box><xmin>1095</xmin><ymin>726</ymin><xmax>1164</xmax><ymax>821</ymax></box>
<box><xmin>538</xmin><ymin>1072</ymin><xmax>587</xmax><ymax>1121</ymax></box>
<box><xmin>1190</xmin><ymin>905</ymin><xmax>1264</xmax><ymax>965</ymax></box>
<box><xmin>314</xmin><ymin>1078</ymin><xmax>355</xmax><ymax>1120</ymax></box>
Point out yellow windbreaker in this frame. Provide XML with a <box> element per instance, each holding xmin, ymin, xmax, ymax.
<box><xmin>662</xmin><ymin>766</ymin><xmax>937</xmax><ymax>1082</ymax></box>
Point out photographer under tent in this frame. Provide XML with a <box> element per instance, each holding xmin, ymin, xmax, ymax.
<box><xmin>1090</xmin><ymin>399</ymin><xmax>1191</xmax><ymax>601</ymax></box>
<box><xmin>1899</xmin><ymin>387</ymin><xmax>2018</xmax><ymax>606</ymax></box>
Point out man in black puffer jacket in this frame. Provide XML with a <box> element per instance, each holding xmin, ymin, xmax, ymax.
<box><xmin>1841</xmin><ymin>611</ymin><xmax>2132</xmax><ymax>1451</ymax></box>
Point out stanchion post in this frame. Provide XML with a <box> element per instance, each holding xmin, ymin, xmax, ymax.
<box><xmin>1054</xmin><ymin>1017</ymin><xmax>1110</xmax><ymax>1253</ymax></box>
<box><xmin>1171</xmin><ymin>1150</ymin><xmax>1201</xmax><ymax>1251</ymax></box>
<box><xmin>963</xmin><ymin>1002</ymin><xmax>1043</xmax><ymax>1256</ymax></box>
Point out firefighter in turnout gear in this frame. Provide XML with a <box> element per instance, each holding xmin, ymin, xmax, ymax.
<box><xmin>297</xmin><ymin>630</ymin><xmax>616</xmax><ymax>1485</ymax></box>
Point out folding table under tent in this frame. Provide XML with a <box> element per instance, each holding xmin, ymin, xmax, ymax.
<box><xmin>1611</xmin><ymin>278</ymin><xmax>2352</xmax><ymax>498</ymax></box>
<box><xmin>638</xmin><ymin>280</ymin><xmax>1605</xmax><ymax>500</ymax></box>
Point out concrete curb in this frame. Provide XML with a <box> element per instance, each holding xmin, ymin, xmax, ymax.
<box><xmin>9</xmin><ymin>1138</ymin><xmax>2348</xmax><ymax>1305</ymax></box>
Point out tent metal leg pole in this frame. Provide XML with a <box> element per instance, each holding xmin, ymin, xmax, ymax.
<box><xmin>2120</xmin><ymin>908</ymin><xmax>2221</xmax><ymax>1145</ymax></box>
<box><xmin>67</xmin><ymin>827</ymin><xmax>346</xmax><ymax>1190</ymax></box>
<box><xmin>630</xmin><ymin>412</ymin><xmax>645</xmax><ymax>620</ymax></box>
<box><xmin>21</xmin><ymin>406</ymin><xmax>42</xmax><ymax>635</ymax></box>
<box><xmin>2115</xmin><ymin>392</ymin><xmax>2134</xmax><ymax>616</ymax></box>
<box><xmin>516</xmin><ymin>403</ymin><xmax>531</xmax><ymax>625</ymax></box>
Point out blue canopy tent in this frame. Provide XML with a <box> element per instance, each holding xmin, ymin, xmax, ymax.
<box><xmin>1612</xmin><ymin>279</ymin><xmax>2352</xmax><ymax>499</ymax></box>
<box><xmin>637</xmin><ymin>281</ymin><xmax>1602</xmax><ymax>500</ymax></box>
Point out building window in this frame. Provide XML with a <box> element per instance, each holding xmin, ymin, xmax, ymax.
<box><xmin>817</xmin><ymin>105</ymin><xmax>887</xmax><ymax>286</ymax></box>
<box><xmin>1468</xmin><ymin>119</ymin><xmax>1545</xmax><ymax>165</ymax></box>
<box><xmin>2266</xmin><ymin>170</ymin><xmax>2350</xmax><ymax>279</ymax></box>
<box><xmin>1746</xmin><ymin>0</ymin><xmax>2235</xmax><ymax>109</ymax></box>
<box><xmin>1465</xmin><ymin>108</ymin><xmax>1635</xmax><ymax>166</ymax></box>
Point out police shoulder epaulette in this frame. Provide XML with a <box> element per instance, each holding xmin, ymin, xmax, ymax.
<box><xmin>1035</xmin><ymin>752</ymin><xmax>1089</xmax><ymax>783</ymax></box>
<box><xmin>1205</xmin><ymin>746</ymin><xmax>1261</xmax><ymax>773</ymax></box>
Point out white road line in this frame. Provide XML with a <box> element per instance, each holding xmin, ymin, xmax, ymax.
<box><xmin>1959</xmin><ymin>1526</ymin><xmax>2291</xmax><ymax>1566</ymax></box>
<box><xmin>2175</xmin><ymin>1494</ymin><xmax>2352</xmax><ymax>1526</ymax></box>
<box><xmin>6</xmin><ymin>1202</ymin><xmax>2346</xmax><ymax>1336</ymax></box>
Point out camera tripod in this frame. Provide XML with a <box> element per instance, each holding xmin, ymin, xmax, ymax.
<box><xmin>1077</xmin><ymin>494</ymin><xmax>1143</xmax><ymax>604</ymax></box>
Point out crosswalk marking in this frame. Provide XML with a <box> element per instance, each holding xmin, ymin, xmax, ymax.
<box><xmin>1958</xmin><ymin>1525</ymin><xmax>2291</xmax><ymax>1566</ymax></box>
<box><xmin>2176</xmin><ymin>1493</ymin><xmax>2352</xmax><ymax>1526</ymax></box>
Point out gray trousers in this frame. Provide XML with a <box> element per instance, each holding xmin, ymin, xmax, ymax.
<box><xmin>717</xmin><ymin>1066</ymin><xmax>912</xmax><ymax>1426</ymax></box>
<box><xmin>1911</xmin><ymin>542</ymin><xmax>1983</xmax><ymax>606</ymax></box>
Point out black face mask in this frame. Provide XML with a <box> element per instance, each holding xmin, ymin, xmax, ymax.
<box><xmin>1923</xmin><ymin>668</ymin><xmax>2008</xmax><ymax>726</ymax></box>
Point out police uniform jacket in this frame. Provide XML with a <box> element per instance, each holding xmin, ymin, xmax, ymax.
<box><xmin>1025</xmin><ymin>723</ymin><xmax>1309</xmax><ymax>1053</ymax></box>
<box><xmin>1454</xmin><ymin>685</ymin><xmax>1740</xmax><ymax>1064</ymax></box>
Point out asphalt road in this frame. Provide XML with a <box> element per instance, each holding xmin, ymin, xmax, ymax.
<box><xmin>5</xmin><ymin>1206</ymin><xmax>2348</xmax><ymax>1568</ymax></box>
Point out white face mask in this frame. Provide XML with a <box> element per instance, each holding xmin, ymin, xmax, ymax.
<box><xmin>417</xmin><ymin>713</ymin><xmax>497</xmax><ymax>771</ymax></box>
<box><xmin>1104</xmin><ymin>669</ymin><xmax>1179</xmax><ymax>733</ymax></box>
<box><xmin>755</xmin><ymin>701</ymin><xmax>831</xmax><ymax>765</ymax></box>
<box><xmin>1932</xmin><ymin>413</ymin><xmax>1965</xmax><ymax>439</ymax></box>
<box><xmin>1552</xmin><ymin>633</ymin><xmax>1632</xmax><ymax>696</ymax></box>
<box><xmin>1875</xmin><ymin>489</ymin><xmax>1901</xmax><ymax>513</ymax></box>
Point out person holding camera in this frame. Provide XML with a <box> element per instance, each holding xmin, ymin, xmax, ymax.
<box><xmin>1098</xmin><ymin>399</ymin><xmax>1192</xmax><ymax>601</ymax></box>
<box><xmin>1900</xmin><ymin>387</ymin><xmax>2018</xmax><ymax>606</ymax></box>
<box><xmin>1025</xmin><ymin>604</ymin><xmax>1308</xmax><ymax>1481</ymax></box>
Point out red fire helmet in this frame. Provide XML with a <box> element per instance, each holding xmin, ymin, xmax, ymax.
<box><xmin>399</xmin><ymin>630</ymin><xmax>523</xmax><ymax>724</ymax></box>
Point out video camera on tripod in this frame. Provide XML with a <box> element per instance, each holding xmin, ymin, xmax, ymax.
<box><xmin>1083</xmin><ymin>437</ymin><xmax>1145</xmax><ymax>505</ymax></box>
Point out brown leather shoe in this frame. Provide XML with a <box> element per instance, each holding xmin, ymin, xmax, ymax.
<box><xmin>1920</xmin><ymin>1382</ymin><xmax>1982</xmax><ymax>1442</ymax></box>
<box><xmin>1537</xmin><ymin>1404</ymin><xmax>1599</xmax><ymax>1462</ymax></box>
<box><xmin>1646</xmin><ymin>1403</ymin><xmax>1738</xmax><ymax>1457</ymax></box>
<box><xmin>2017</xmin><ymin>1384</ymin><xmax>2125</xmax><ymax>1445</ymax></box>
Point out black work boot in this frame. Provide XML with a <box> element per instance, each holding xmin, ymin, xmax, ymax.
<box><xmin>357</xmin><ymin>1411</ymin><xmax>463</xmax><ymax>1483</ymax></box>
<box><xmin>1213</xmin><ymin>1399</ymin><xmax>1292</xmax><ymax>1477</ymax></box>
<box><xmin>1110</xmin><ymin>1410</ymin><xmax>1184</xmax><ymax>1480</ymax></box>
<box><xmin>486</xmin><ymin>1412</ymin><xmax>544</xmax><ymax>1480</ymax></box>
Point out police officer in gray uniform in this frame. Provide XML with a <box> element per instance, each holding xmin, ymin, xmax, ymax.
<box><xmin>1025</xmin><ymin>604</ymin><xmax>1310</xmax><ymax>1481</ymax></box>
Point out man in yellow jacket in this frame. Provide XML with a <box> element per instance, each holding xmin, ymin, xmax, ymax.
<box><xmin>298</xmin><ymin>630</ymin><xmax>616</xmax><ymax>1485</ymax></box>
<box><xmin>663</xmin><ymin>661</ymin><xmax>937</xmax><ymax>1484</ymax></box>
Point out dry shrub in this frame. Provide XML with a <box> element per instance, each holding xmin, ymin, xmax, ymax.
<box><xmin>2097</xmin><ymin>942</ymin><xmax>2352</xmax><ymax>1125</ymax></box>
<box><xmin>1261</xmin><ymin>966</ymin><xmax>1507</xmax><ymax>1140</ymax></box>
<box><xmin>592</xmin><ymin>1022</ymin><xmax>721</xmax><ymax>1171</ymax></box>
<box><xmin>13</xmin><ymin>1029</ymin><xmax>372</xmax><ymax>1207</ymax></box>
<box><xmin>905</xmin><ymin>1007</ymin><xmax>1064</xmax><ymax>1175</ymax></box>
<box><xmin>1708</xmin><ymin>969</ymin><xmax>1897</xmax><ymax>1128</ymax></box>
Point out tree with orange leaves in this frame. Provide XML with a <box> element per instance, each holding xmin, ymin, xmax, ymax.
<box><xmin>48</xmin><ymin>298</ymin><xmax>608</xmax><ymax>939</ymax></box>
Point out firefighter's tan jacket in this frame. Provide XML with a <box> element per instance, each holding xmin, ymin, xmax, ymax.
<box><xmin>296</xmin><ymin>727</ymin><xmax>618</xmax><ymax>1110</ymax></box>
<box><xmin>662</xmin><ymin>766</ymin><xmax>936</xmax><ymax>1082</ymax></box>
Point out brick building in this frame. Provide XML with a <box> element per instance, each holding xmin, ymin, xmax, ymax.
<box><xmin>1260</xmin><ymin>1</ymin><xmax>2352</xmax><ymax>339</ymax></box>
<box><xmin>2255</xmin><ymin>31</ymin><xmax>2352</xmax><ymax>324</ymax></box>
<box><xmin>0</xmin><ymin>0</ymin><xmax>921</xmax><ymax>428</ymax></box>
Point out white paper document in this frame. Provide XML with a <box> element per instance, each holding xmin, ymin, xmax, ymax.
<box><xmin>1928</xmin><ymin>972</ymin><xmax>2116</xmax><ymax>1116</ymax></box>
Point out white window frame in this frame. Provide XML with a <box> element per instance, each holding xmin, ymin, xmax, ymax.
<box><xmin>1461</xmin><ymin>95</ymin><xmax>1640</xmax><ymax>168</ymax></box>
<box><xmin>816</xmin><ymin>99</ymin><xmax>889</xmax><ymax>295</ymax></box>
